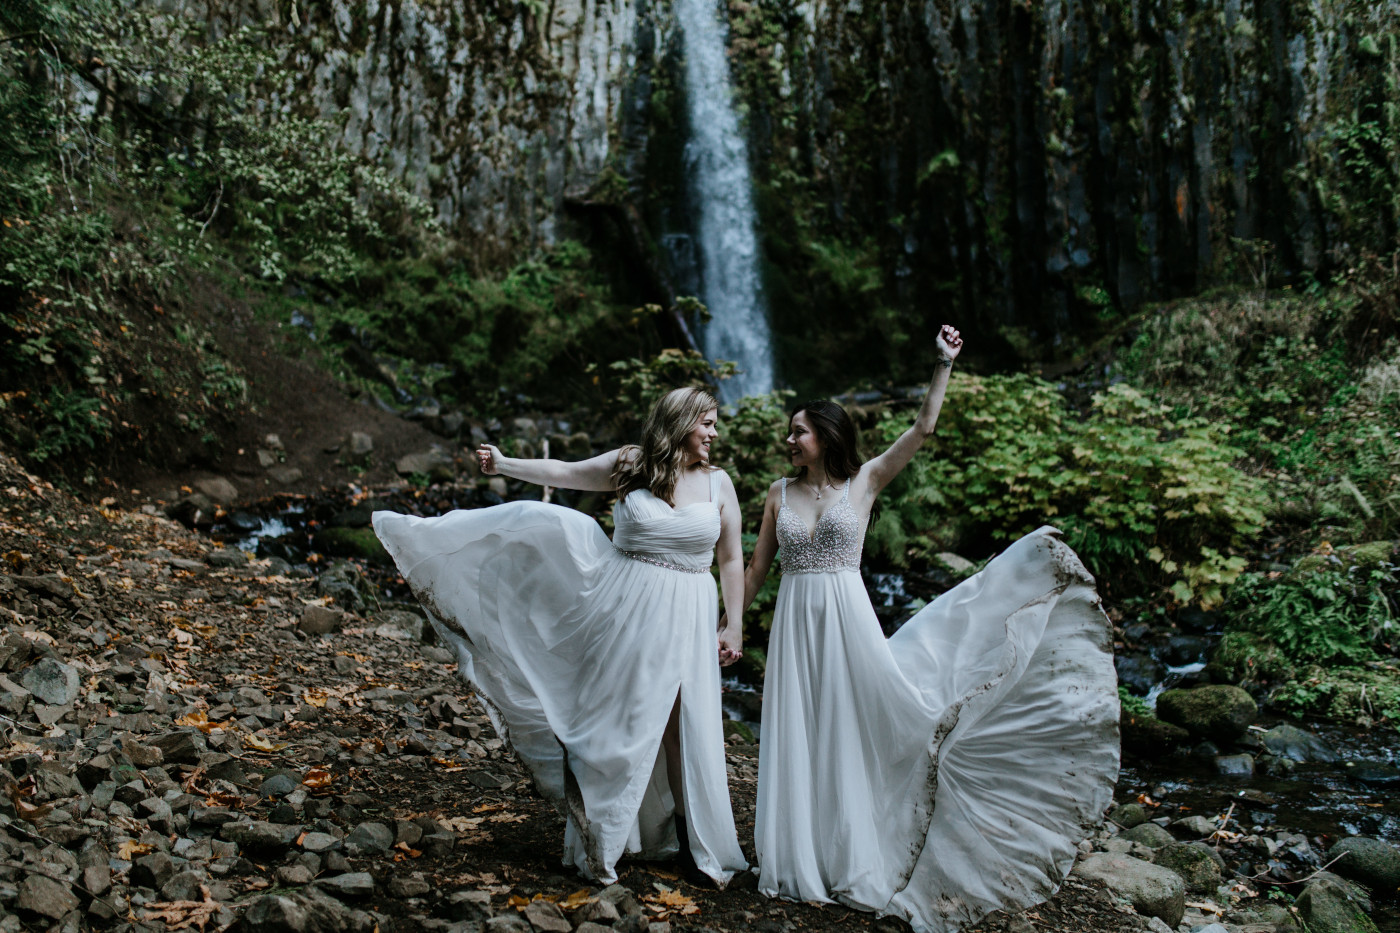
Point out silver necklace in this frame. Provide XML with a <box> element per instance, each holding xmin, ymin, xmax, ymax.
<box><xmin>806</xmin><ymin>478</ymin><xmax>832</xmax><ymax>500</ymax></box>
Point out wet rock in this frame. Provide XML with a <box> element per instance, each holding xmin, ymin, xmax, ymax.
<box><xmin>1160</xmin><ymin>635</ymin><xmax>1212</xmax><ymax>667</ymax></box>
<box><xmin>1120</xmin><ymin>712</ymin><xmax>1190</xmax><ymax>757</ymax></box>
<box><xmin>1326</xmin><ymin>836</ymin><xmax>1400</xmax><ymax>894</ymax></box>
<box><xmin>1295</xmin><ymin>874</ymin><xmax>1375</xmax><ymax>933</ymax></box>
<box><xmin>166</xmin><ymin>493</ymin><xmax>216</xmax><ymax>529</ymax></box>
<box><xmin>1261</xmin><ymin>724</ymin><xmax>1337</xmax><ymax>762</ymax></box>
<box><xmin>1152</xmin><ymin>842</ymin><xmax>1223</xmax><ymax>893</ymax></box>
<box><xmin>315</xmin><ymin>871</ymin><xmax>375</xmax><ymax>897</ymax></box>
<box><xmin>1114</xmin><ymin>655</ymin><xmax>1164</xmax><ymax>695</ymax></box>
<box><xmin>1156</xmin><ymin>685</ymin><xmax>1257</xmax><ymax>743</ymax></box>
<box><xmin>1214</xmin><ymin>753</ymin><xmax>1255</xmax><ymax>776</ymax></box>
<box><xmin>1120</xmin><ymin>823</ymin><xmax>1176</xmax><ymax>848</ymax></box>
<box><xmin>1074</xmin><ymin>853</ymin><xmax>1185</xmax><ymax>928</ymax></box>
<box><xmin>345</xmin><ymin>822</ymin><xmax>393</xmax><ymax>856</ymax></box>
<box><xmin>1108</xmin><ymin>803</ymin><xmax>1149</xmax><ymax>829</ymax></box>
<box><xmin>1345</xmin><ymin>760</ymin><xmax>1400</xmax><ymax>786</ymax></box>
<box><xmin>20</xmin><ymin>658</ymin><xmax>79</xmax><ymax>706</ymax></box>
<box><xmin>300</xmin><ymin>605</ymin><xmax>345</xmax><ymax>636</ymax></box>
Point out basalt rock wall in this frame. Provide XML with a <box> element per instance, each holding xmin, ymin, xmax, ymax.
<box><xmin>727</xmin><ymin>0</ymin><xmax>1399</xmax><ymax>373</ymax></box>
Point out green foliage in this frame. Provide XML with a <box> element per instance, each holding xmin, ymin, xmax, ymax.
<box><xmin>865</xmin><ymin>374</ymin><xmax>1267</xmax><ymax>605</ymax></box>
<box><xmin>1118</xmin><ymin>685</ymin><xmax>1152</xmax><ymax>719</ymax></box>
<box><xmin>1224</xmin><ymin>556</ymin><xmax>1398</xmax><ymax>667</ymax></box>
<box><xmin>1269</xmin><ymin>666</ymin><xmax>1400</xmax><ymax>726</ymax></box>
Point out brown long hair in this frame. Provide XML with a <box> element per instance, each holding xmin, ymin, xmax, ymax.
<box><xmin>791</xmin><ymin>399</ymin><xmax>864</xmax><ymax>483</ymax></box>
<box><xmin>612</xmin><ymin>387</ymin><xmax>719</xmax><ymax>504</ymax></box>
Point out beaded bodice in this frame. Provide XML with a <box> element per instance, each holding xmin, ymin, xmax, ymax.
<box><xmin>777</xmin><ymin>478</ymin><xmax>863</xmax><ymax>574</ymax></box>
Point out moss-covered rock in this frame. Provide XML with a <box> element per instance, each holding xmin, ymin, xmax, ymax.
<box><xmin>1153</xmin><ymin>841</ymin><xmax>1224</xmax><ymax>893</ymax></box>
<box><xmin>1156</xmin><ymin>685</ymin><xmax>1258</xmax><ymax>743</ymax></box>
<box><xmin>1120</xmin><ymin>711</ymin><xmax>1191</xmax><ymax>757</ymax></box>
<box><xmin>1326</xmin><ymin>837</ymin><xmax>1400</xmax><ymax>894</ymax></box>
<box><xmin>1207</xmin><ymin>631</ymin><xmax>1296</xmax><ymax>685</ymax></box>
<box><xmin>1295</xmin><ymin>874</ymin><xmax>1378</xmax><ymax>933</ymax></box>
<box><xmin>1120</xmin><ymin>822</ymin><xmax>1176</xmax><ymax>849</ymax></box>
<box><xmin>312</xmin><ymin>527</ymin><xmax>390</xmax><ymax>565</ymax></box>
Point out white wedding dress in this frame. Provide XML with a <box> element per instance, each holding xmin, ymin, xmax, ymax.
<box><xmin>372</xmin><ymin>470</ymin><xmax>747</xmax><ymax>885</ymax></box>
<box><xmin>755</xmin><ymin>479</ymin><xmax>1119</xmax><ymax>932</ymax></box>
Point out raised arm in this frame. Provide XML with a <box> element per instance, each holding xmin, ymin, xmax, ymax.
<box><xmin>863</xmin><ymin>325</ymin><xmax>963</xmax><ymax>495</ymax></box>
<box><xmin>476</xmin><ymin>444</ymin><xmax>622</xmax><ymax>492</ymax></box>
<box><xmin>714</xmin><ymin>470</ymin><xmax>746</xmax><ymax>667</ymax></box>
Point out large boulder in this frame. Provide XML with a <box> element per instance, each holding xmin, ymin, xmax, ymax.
<box><xmin>312</xmin><ymin>526</ymin><xmax>390</xmax><ymax>564</ymax></box>
<box><xmin>1327</xmin><ymin>837</ymin><xmax>1400</xmax><ymax>895</ymax></box>
<box><xmin>1156</xmin><ymin>685</ymin><xmax>1257</xmax><ymax>743</ymax></box>
<box><xmin>1153</xmin><ymin>841</ymin><xmax>1224</xmax><ymax>893</ymax></box>
<box><xmin>1294</xmin><ymin>873</ymin><xmax>1376</xmax><ymax>933</ymax></box>
<box><xmin>1120</xmin><ymin>822</ymin><xmax>1176</xmax><ymax>848</ymax></box>
<box><xmin>20</xmin><ymin>658</ymin><xmax>80</xmax><ymax>706</ymax></box>
<box><xmin>1074</xmin><ymin>853</ymin><xmax>1186</xmax><ymax>928</ymax></box>
<box><xmin>1120</xmin><ymin>711</ymin><xmax>1190</xmax><ymax>757</ymax></box>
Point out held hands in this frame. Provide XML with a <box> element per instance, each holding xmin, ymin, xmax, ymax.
<box><xmin>475</xmin><ymin>445</ymin><xmax>502</xmax><ymax>475</ymax></box>
<box><xmin>717</xmin><ymin>616</ymin><xmax>742</xmax><ymax>667</ymax></box>
<box><xmin>935</xmin><ymin>324</ymin><xmax>963</xmax><ymax>364</ymax></box>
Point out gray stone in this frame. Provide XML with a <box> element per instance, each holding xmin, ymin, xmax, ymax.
<box><xmin>1326</xmin><ymin>836</ymin><xmax>1400</xmax><ymax>894</ymax></box>
<box><xmin>373</xmin><ymin>610</ymin><xmax>428</xmax><ymax>643</ymax></box>
<box><xmin>299</xmin><ymin>605</ymin><xmax>345</xmax><ymax>636</ymax></box>
<box><xmin>160</xmin><ymin>871</ymin><xmax>207</xmax><ymax>902</ymax></box>
<box><xmin>484</xmin><ymin>916</ymin><xmax>532</xmax><ymax>933</ymax></box>
<box><xmin>301</xmin><ymin>832</ymin><xmax>340</xmax><ymax>853</ymax></box>
<box><xmin>388</xmin><ymin>875</ymin><xmax>431</xmax><ymax>897</ymax></box>
<box><xmin>221</xmin><ymin>821</ymin><xmax>301</xmax><ymax>852</ymax></box>
<box><xmin>260</xmin><ymin>774</ymin><xmax>299</xmax><ymax>797</ymax></box>
<box><xmin>598</xmin><ymin>884</ymin><xmax>642</xmax><ymax>917</ymax></box>
<box><xmin>346</xmin><ymin>822</ymin><xmax>393</xmax><ymax>856</ymax></box>
<box><xmin>1108</xmin><ymin>803</ymin><xmax>1149</xmax><ymax>829</ymax></box>
<box><xmin>448</xmin><ymin>889</ymin><xmax>493</xmax><ymax>921</ymax></box>
<box><xmin>130</xmin><ymin>851</ymin><xmax>176</xmax><ymax>889</ymax></box>
<box><xmin>523</xmin><ymin>899</ymin><xmax>571</xmax><ymax>933</ymax></box>
<box><xmin>194</xmin><ymin>477</ymin><xmax>240</xmax><ymax>503</ymax></box>
<box><xmin>17</xmin><ymin>874</ymin><xmax>79</xmax><ymax>919</ymax></box>
<box><xmin>935</xmin><ymin>552</ymin><xmax>976</xmax><ymax>574</ymax></box>
<box><xmin>575</xmin><ymin>898</ymin><xmax>621</xmax><ymax>924</ymax></box>
<box><xmin>147</xmin><ymin>730</ymin><xmax>206</xmax><ymax>764</ymax></box>
<box><xmin>268</xmin><ymin>466</ymin><xmax>303</xmax><ymax>486</ymax></box>
<box><xmin>1295</xmin><ymin>874</ymin><xmax>1376</xmax><ymax>933</ymax></box>
<box><xmin>208</xmin><ymin>548</ymin><xmax>248</xmax><ymax>568</ymax></box>
<box><xmin>314</xmin><ymin>872</ymin><xmax>375</xmax><ymax>897</ymax></box>
<box><xmin>20</xmin><ymin>658</ymin><xmax>79</xmax><ymax>706</ymax></box>
<box><xmin>396</xmin><ymin>448</ymin><xmax>455</xmax><ymax>479</ymax></box>
<box><xmin>1156</xmin><ymin>685</ymin><xmax>1257</xmax><ymax>743</ymax></box>
<box><xmin>1120</xmin><ymin>822</ymin><xmax>1176</xmax><ymax>848</ymax></box>
<box><xmin>1214</xmin><ymin>753</ymin><xmax>1255</xmax><ymax>776</ymax></box>
<box><xmin>349</xmin><ymin>432</ymin><xmax>374</xmax><ymax>456</ymax></box>
<box><xmin>1152</xmin><ymin>842</ymin><xmax>1223</xmax><ymax>893</ymax></box>
<box><xmin>242</xmin><ymin>890</ymin><xmax>351</xmax><ymax>933</ymax></box>
<box><xmin>1073</xmin><ymin>853</ymin><xmax>1186</xmax><ymax>928</ymax></box>
<box><xmin>1171</xmin><ymin>815</ymin><xmax>1219</xmax><ymax>838</ymax></box>
<box><xmin>1262</xmin><ymin>723</ymin><xmax>1338</xmax><ymax>762</ymax></box>
<box><xmin>275</xmin><ymin>864</ymin><xmax>315</xmax><ymax>886</ymax></box>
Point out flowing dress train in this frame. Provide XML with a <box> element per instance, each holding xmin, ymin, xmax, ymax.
<box><xmin>755</xmin><ymin>478</ymin><xmax>1119</xmax><ymax>932</ymax></box>
<box><xmin>372</xmin><ymin>470</ymin><xmax>747</xmax><ymax>885</ymax></box>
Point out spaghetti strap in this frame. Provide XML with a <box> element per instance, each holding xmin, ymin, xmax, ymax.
<box><xmin>841</xmin><ymin>478</ymin><xmax>851</xmax><ymax>503</ymax></box>
<box><xmin>709</xmin><ymin>468</ymin><xmax>719</xmax><ymax>503</ymax></box>
<box><xmin>781</xmin><ymin>477</ymin><xmax>789</xmax><ymax>508</ymax></box>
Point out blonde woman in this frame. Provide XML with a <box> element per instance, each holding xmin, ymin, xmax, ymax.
<box><xmin>373</xmin><ymin>387</ymin><xmax>747</xmax><ymax>886</ymax></box>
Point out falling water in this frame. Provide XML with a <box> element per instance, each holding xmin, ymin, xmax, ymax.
<box><xmin>675</xmin><ymin>0</ymin><xmax>774</xmax><ymax>401</ymax></box>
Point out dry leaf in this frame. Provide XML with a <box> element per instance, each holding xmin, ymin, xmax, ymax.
<box><xmin>176</xmin><ymin>711</ymin><xmax>224</xmax><ymax>734</ymax></box>
<box><xmin>118</xmin><ymin>839</ymin><xmax>155</xmax><ymax>859</ymax></box>
<box><xmin>488</xmin><ymin>812</ymin><xmax>527</xmax><ymax>824</ymax></box>
<box><xmin>139</xmin><ymin>895</ymin><xmax>223</xmax><ymax>932</ymax></box>
<box><xmin>559</xmin><ymin>890</ymin><xmax>596</xmax><ymax>911</ymax></box>
<box><xmin>243</xmin><ymin>733</ymin><xmax>286</xmax><ymax>752</ymax></box>
<box><xmin>303</xmin><ymin>767</ymin><xmax>333</xmax><ymax>791</ymax></box>
<box><xmin>441</xmin><ymin>816</ymin><xmax>485</xmax><ymax>832</ymax></box>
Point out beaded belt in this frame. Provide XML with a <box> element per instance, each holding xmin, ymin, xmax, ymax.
<box><xmin>614</xmin><ymin>547</ymin><xmax>710</xmax><ymax>574</ymax></box>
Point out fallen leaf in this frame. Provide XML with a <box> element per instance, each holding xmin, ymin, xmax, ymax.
<box><xmin>559</xmin><ymin>890</ymin><xmax>596</xmax><ymax>911</ymax></box>
<box><xmin>118</xmin><ymin>839</ymin><xmax>155</xmax><ymax>859</ymax></box>
<box><xmin>302</xmin><ymin>767</ymin><xmax>333</xmax><ymax>791</ymax></box>
<box><xmin>243</xmin><ymin>733</ymin><xmax>286</xmax><ymax>752</ymax></box>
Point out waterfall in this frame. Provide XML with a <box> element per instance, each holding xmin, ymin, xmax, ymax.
<box><xmin>675</xmin><ymin>0</ymin><xmax>774</xmax><ymax>401</ymax></box>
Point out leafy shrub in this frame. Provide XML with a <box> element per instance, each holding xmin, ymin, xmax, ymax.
<box><xmin>866</xmin><ymin>374</ymin><xmax>1268</xmax><ymax>606</ymax></box>
<box><xmin>1269</xmin><ymin>667</ymin><xmax>1400</xmax><ymax>726</ymax></box>
<box><xmin>1223</xmin><ymin>552</ymin><xmax>1398</xmax><ymax>667</ymax></box>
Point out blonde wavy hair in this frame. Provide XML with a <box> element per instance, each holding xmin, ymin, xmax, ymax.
<box><xmin>613</xmin><ymin>386</ymin><xmax>719</xmax><ymax>504</ymax></box>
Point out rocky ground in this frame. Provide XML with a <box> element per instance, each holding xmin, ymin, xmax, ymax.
<box><xmin>1</xmin><ymin>444</ymin><xmax>1397</xmax><ymax>933</ymax></box>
